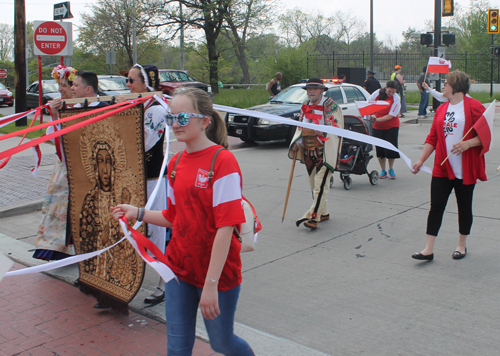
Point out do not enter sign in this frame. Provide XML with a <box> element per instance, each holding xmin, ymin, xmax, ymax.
<box><xmin>33</xmin><ymin>21</ymin><xmax>73</xmax><ymax>56</ymax></box>
<box><xmin>0</xmin><ymin>69</ymin><xmax>7</xmax><ymax>79</ymax></box>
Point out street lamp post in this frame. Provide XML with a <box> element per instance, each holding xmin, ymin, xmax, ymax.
<box><xmin>370</xmin><ymin>0</ymin><xmax>374</xmax><ymax>71</ymax></box>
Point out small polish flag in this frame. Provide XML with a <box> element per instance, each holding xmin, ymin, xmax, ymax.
<box><xmin>354</xmin><ymin>100</ymin><xmax>390</xmax><ymax>116</ymax></box>
<box><xmin>427</xmin><ymin>57</ymin><xmax>452</xmax><ymax>74</ymax></box>
<box><xmin>473</xmin><ymin>100</ymin><xmax>495</xmax><ymax>156</ymax></box>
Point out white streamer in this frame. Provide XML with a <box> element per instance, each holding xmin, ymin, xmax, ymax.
<box><xmin>212</xmin><ymin>103</ymin><xmax>432</xmax><ymax>174</ymax></box>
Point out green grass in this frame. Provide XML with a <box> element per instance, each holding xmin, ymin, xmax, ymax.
<box><xmin>0</xmin><ymin>119</ymin><xmax>46</xmax><ymax>139</ymax></box>
<box><xmin>406</xmin><ymin>90</ymin><xmax>500</xmax><ymax>104</ymax></box>
<box><xmin>213</xmin><ymin>88</ymin><xmax>269</xmax><ymax>108</ymax></box>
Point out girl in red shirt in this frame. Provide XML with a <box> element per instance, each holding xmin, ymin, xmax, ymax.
<box><xmin>368</xmin><ymin>81</ymin><xmax>401</xmax><ymax>179</ymax></box>
<box><xmin>111</xmin><ymin>88</ymin><xmax>255</xmax><ymax>356</ymax></box>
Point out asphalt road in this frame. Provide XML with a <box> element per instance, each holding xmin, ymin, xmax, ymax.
<box><xmin>2</xmin><ymin>103</ymin><xmax>500</xmax><ymax>355</ymax></box>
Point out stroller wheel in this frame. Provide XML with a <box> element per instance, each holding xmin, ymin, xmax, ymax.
<box><xmin>343</xmin><ymin>176</ymin><xmax>352</xmax><ymax>190</ymax></box>
<box><xmin>369</xmin><ymin>170</ymin><xmax>379</xmax><ymax>185</ymax></box>
<box><xmin>340</xmin><ymin>173</ymin><xmax>345</xmax><ymax>181</ymax></box>
<box><xmin>330</xmin><ymin>175</ymin><xmax>334</xmax><ymax>188</ymax></box>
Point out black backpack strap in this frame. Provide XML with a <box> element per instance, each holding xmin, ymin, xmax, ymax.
<box><xmin>209</xmin><ymin>147</ymin><xmax>225</xmax><ymax>181</ymax></box>
<box><xmin>170</xmin><ymin>150</ymin><xmax>183</xmax><ymax>182</ymax></box>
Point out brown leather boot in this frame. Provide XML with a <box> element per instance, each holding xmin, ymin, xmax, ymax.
<box><xmin>319</xmin><ymin>214</ymin><xmax>330</xmax><ymax>222</ymax></box>
<box><xmin>304</xmin><ymin>220</ymin><xmax>317</xmax><ymax>229</ymax></box>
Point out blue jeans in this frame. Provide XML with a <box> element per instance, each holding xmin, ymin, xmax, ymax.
<box><xmin>164</xmin><ymin>278</ymin><xmax>254</xmax><ymax>356</ymax></box>
<box><xmin>418</xmin><ymin>91</ymin><xmax>429</xmax><ymax>116</ymax></box>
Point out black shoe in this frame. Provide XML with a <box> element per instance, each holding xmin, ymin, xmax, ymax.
<box><xmin>144</xmin><ymin>288</ymin><xmax>165</xmax><ymax>304</ymax></box>
<box><xmin>452</xmin><ymin>248</ymin><xmax>467</xmax><ymax>260</ymax></box>
<box><xmin>411</xmin><ymin>252</ymin><xmax>434</xmax><ymax>261</ymax></box>
<box><xmin>93</xmin><ymin>303</ymin><xmax>109</xmax><ymax>309</ymax></box>
<box><xmin>73</xmin><ymin>278</ymin><xmax>80</xmax><ymax>287</ymax></box>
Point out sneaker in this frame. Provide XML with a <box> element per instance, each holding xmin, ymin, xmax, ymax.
<box><xmin>379</xmin><ymin>169</ymin><xmax>387</xmax><ymax>179</ymax></box>
<box><xmin>389</xmin><ymin>168</ymin><xmax>396</xmax><ymax>179</ymax></box>
<box><xmin>144</xmin><ymin>287</ymin><xmax>165</xmax><ymax>304</ymax></box>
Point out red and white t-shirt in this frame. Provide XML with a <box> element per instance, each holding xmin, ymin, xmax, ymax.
<box><xmin>162</xmin><ymin>145</ymin><xmax>245</xmax><ymax>291</ymax></box>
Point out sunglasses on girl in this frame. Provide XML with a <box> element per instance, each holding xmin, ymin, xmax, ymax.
<box><xmin>166</xmin><ymin>112</ymin><xmax>206</xmax><ymax>126</ymax></box>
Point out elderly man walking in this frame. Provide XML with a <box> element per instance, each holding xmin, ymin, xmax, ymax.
<box><xmin>288</xmin><ymin>78</ymin><xmax>344</xmax><ymax>230</ymax></box>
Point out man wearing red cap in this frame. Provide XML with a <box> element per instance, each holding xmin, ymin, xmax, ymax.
<box><xmin>288</xmin><ymin>78</ymin><xmax>344</xmax><ymax>230</ymax></box>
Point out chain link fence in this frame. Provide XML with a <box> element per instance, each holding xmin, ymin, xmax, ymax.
<box><xmin>307</xmin><ymin>51</ymin><xmax>500</xmax><ymax>83</ymax></box>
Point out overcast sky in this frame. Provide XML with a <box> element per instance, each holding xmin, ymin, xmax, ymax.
<box><xmin>0</xmin><ymin>0</ymin><xmax>491</xmax><ymax>45</ymax></box>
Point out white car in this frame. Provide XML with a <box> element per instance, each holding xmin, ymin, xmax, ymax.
<box><xmin>226</xmin><ymin>80</ymin><xmax>371</xmax><ymax>144</ymax></box>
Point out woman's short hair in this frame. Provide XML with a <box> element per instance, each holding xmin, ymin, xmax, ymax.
<box><xmin>446</xmin><ymin>70</ymin><xmax>470</xmax><ymax>95</ymax></box>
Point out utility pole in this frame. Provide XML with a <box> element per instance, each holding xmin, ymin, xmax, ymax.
<box><xmin>132</xmin><ymin>0</ymin><xmax>137</xmax><ymax>64</ymax></box>
<box><xmin>180</xmin><ymin>1</ymin><xmax>185</xmax><ymax>70</ymax></box>
<box><xmin>433</xmin><ymin>0</ymin><xmax>442</xmax><ymax>111</ymax></box>
<box><xmin>370</xmin><ymin>0</ymin><xmax>373</xmax><ymax>71</ymax></box>
<box><xmin>14</xmin><ymin>0</ymin><xmax>27</xmax><ymax>125</ymax></box>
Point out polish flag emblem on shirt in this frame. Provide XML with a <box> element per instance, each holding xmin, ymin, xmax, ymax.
<box><xmin>195</xmin><ymin>169</ymin><xmax>210</xmax><ymax>188</ymax></box>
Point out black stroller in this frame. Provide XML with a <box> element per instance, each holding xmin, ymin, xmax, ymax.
<box><xmin>331</xmin><ymin>115</ymin><xmax>379</xmax><ymax>190</ymax></box>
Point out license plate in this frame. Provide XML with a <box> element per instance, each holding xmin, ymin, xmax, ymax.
<box><xmin>236</xmin><ymin>129</ymin><xmax>243</xmax><ymax>135</ymax></box>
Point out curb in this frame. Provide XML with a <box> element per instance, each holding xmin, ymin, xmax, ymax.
<box><xmin>0</xmin><ymin>199</ymin><xmax>44</xmax><ymax>219</ymax></box>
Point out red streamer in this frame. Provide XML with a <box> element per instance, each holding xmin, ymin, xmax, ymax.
<box><xmin>0</xmin><ymin>97</ymin><xmax>150</xmax><ymax>161</ymax></box>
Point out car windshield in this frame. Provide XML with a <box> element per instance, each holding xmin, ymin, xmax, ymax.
<box><xmin>99</xmin><ymin>77</ymin><xmax>128</xmax><ymax>91</ymax></box>
<box><xmin>159</xmin><ymin>71</ymin><xmax>194</xmax><ymax>83</ymax></box>
<box><xmin>0</xmin><ymin>83</ymin><xmax>6</xmax><ymax>90</ymax></box>
<box><xmin>42</xmin><ymin>83</ymin><xmax>59</xmax><ymax>93</ymax></box>
<box><xmin>270</xmin><ymin>86</ymin><xmax>308</xmax><ymax>104</ymax></box>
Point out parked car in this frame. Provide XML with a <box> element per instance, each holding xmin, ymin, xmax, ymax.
<box><xmin>97</xmin><ymin>75</ymin><xmax>130</xmax><ymax>96</ymax></box>
<box><xmin>226</xmin><ymin>80</ymin><xmax>371</xmax><ymax>144</ymax></box>
<box><xmin>26</xmin><ymin>80</ymin><xmax>60</xmax><ymax>113</ymax></box>
<box><xmin>158</xmin><ymin>69</ymin><xmax>212</xmax><ymax>98</ymax></box>
<box><xmin>0</xmin><ymin>82</ymin><xmax>14</xmax><ymax>107</ymax></box>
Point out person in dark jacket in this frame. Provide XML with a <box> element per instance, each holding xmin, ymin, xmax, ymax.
<box><xmin>363</xmin><ymin>70</ymin><xmax>381</xmax><ymax>94</ymax></box>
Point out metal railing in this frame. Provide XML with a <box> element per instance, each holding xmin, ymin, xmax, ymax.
<box><xmin>307</xmin><ymin>51</ymin><xmax>500</xmax><ymax>83</ymax></box>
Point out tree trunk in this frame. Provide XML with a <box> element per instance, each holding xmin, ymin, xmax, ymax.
<box><xmin>206</xmin><ymin>31</ymin><xmax>219</xmax><ymax>94</ymax></box>
<box><xmin>235</xmin><ymin>43</ymin><xmax>250</xmax><ymax>84</ymax></box>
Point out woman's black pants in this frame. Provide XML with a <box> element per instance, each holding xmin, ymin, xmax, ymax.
<box><xmin>426</xmin><ymin>177</ymin><xmax>475</xmax><ymax>236</ymax></box>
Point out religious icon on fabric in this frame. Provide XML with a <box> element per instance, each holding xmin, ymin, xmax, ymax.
<box><xmin>60</xmin><ymin>105</ymin><xmax>147</xmax><ymax>314</ymax></box>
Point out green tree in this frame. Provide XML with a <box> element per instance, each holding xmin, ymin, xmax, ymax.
<box><xmin>451</xmin><ymin>0</ymin><xmax>492</xmax><ymax>81</ymax></box>
<box><xmin>158</xmin><ymin>0</ymin><xmax>231</xmax><ymax>94</ymax></box>
<box><xmin>222</xmin><ymin>0</ymin><xmax>274</xmax><ymax>84</ymax></box>
<box><xmin>78</xmin><ymin>0</ymin><xmax>166</xmax><ymax>68</ymax></box>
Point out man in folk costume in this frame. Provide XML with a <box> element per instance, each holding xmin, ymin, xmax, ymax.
<box><xmin>289</xmin><ymin>78</ymin><xmax>344</xmax><ymax>229</ymax></box>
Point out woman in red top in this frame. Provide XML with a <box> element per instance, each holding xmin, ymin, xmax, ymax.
<box><xmin>111</xmin><ymin>88</ymin><xmax>255</xmax><ymax>356</ymax></box>
<box><xmin>412</xmin><ymin>71</ymin><xmax>486</xmax><ymax>261</ymax></box>
<box><xmin>368</xmin><ymin>81</ymin><xmax>401</xmax><ymax>179</ymax></box>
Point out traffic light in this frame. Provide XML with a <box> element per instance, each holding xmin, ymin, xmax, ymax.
<box><xmin>443</xmin><ymin>0</ymin><xmax>454</xmax><ymax>16</ymax></box>
<box><xmin>420</xmin><ymin>33</ymin><xmax>433</xmax><ymax>46</ymax></box>
<box><xmin>443</xmin><ymin>33</ymin><xmax>455</xmax><ymax>46</ymax></box>
<box><xmin>488</xmin><ymin>9</ymin><xmax>500</xmax><ymax>34</ymax></box>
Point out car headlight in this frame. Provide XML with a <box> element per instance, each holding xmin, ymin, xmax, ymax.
<box><xmin>207</xmin><ymin>86</ymin><xmax>212</xmax><ymax>93</ymax></box>
<box><xmin>258</xmin><ymin>119</ymin><xmax>271</xmax><ymax>125</ymax></box>
<box><xmin>227</xmin><ymin>114</ymin><xmax>235</xmax><ymax>122</ymax></box>
<box><xmin>7</xmin><ymin>91</ymin><xmax>12</xmax><ymax>97</ymax></box>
